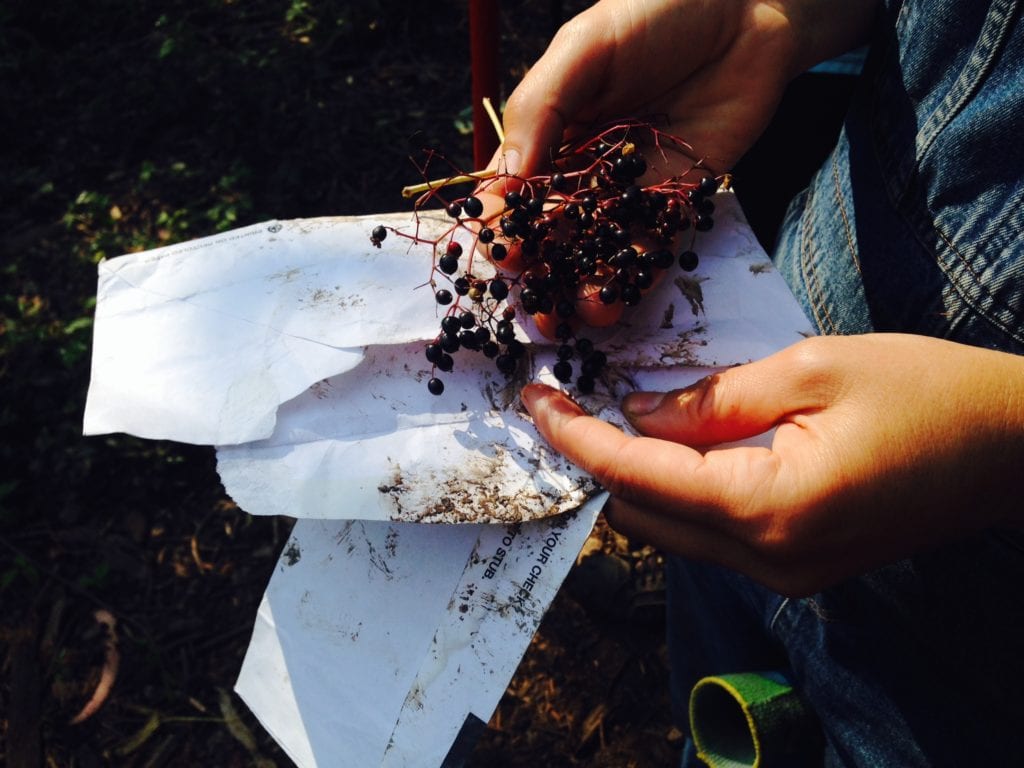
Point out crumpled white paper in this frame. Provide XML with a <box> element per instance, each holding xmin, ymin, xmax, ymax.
<box><xmin>82</xmin><ymin>192</ymin><xmax>814</xmax><ymax>767</ymax></box>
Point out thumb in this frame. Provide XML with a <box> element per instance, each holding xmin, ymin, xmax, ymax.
<box><xmin>622</xmin><ymin>343</ymin><xmax>831</xmax><ymax>447</ymax></box>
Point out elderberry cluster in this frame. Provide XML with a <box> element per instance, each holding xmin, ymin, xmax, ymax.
<box><xmin>371</xmin><ymin>122</ymin><xmax>720</xmax><ymax>396</ymax></box>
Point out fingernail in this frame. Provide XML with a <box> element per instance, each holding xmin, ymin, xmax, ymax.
<box><xmin>622</xmin><ymin>391</ymin><xmax>665</xmax><ymax>418</ymax></box>
<box><xmin>501</xmin><ymin>147</ymin><xmax>522</xmax><ymax>177</ymax></box>
<box><xmin>520</xmin><ymin>382</ymin><xmax>547</xmax><ymax>413</ymax></box>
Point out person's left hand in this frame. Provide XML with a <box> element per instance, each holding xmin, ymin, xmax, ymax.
<box><xmin>521</xmin><ymin>333</ymin><xmax>1024</xmax><ymax>596</ymax></box>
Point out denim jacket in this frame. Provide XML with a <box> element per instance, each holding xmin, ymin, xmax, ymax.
<box><xmin>775</xmin><ymin>0</ymin><xmax>1024</xmax><ymax>354</ymax></box>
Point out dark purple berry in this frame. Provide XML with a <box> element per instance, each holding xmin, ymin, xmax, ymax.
<box><xmin>437</xmin><ymin>353</ymin><xmax>454</xmax><ymax>372</ymax></box>
<box><xmin>427</xmin><ymin>377</ymin><xmax>445</xmax><ymax>395</ymax></box>
<box><xmin>478</xmin><ymin>227</ymin><xmax>495</xmax><ymax>244</ymax></box>
<box><xmin>441</xmin><ymin>316</ymin><xmax>461</xmax><ymax>336</ymax></box>
<box><xmin>371</xmin><ymin>225</ymin><xmax>387</xmax><ymax>246</ymax></box>
<box><xmin>490</xmin><ymin>243</ymin><xmax>507</xmax><ymax>262</ymax></box>
<box><xmin>489</xmin><ymin>279</ymin><xmax>509</xmax><ymax>301</ymax></box>
<box><xmin>462</xmin><ymin>195</ymin><xmax>484</xmax><ymax>218</ymax></box>
<box><xmin>440</xmin><ymin>332</ymin><xmax>460</xmax><ymax>353</ymax></box>
<box><xmin>495</xmin><ymin>321</ymin><xmax>515</xmax><ymax>344</ymax></box>
<box><xmin>651</xmin><ymin>249</ymin><xmax>675</xmax><ymax>269</ymax></box>
<box><xmin>519</xmin><ymin>288</ymin><xmax>541</xmax><ymax>314</ymax></box>
<box><xmin>599</xmin><ymin>285</ymin><xmax>618</xmax><ymax>304</ymax></box>
<box><xmin>679</xmin><ymin>250</ymin><xmax>699</xmax><ymax>271</ymax></box>
<box><xmin>699</xmin><ymin>175</ymin><xmax>719</xmax><ymax>197</ymax></box>
<box><xmin>576</xmin><ymin>375</ymin><xmax>595</xmax><ymax>394</ymax></box>
<box><xmin>439</xmin><ymin>254</ymin><xmax>459</xmax><ymax>274</ymax></box>
<box><xmin>425</xmin><ymin>343</ymin><xmax>443</xmax><ymax>364</ymax></box>
<box><xmin>495</xmin><ymin>354</ymin><xmax>517</xmax><ymax>375</ymax></box>
<box><xmin>446</xmin><ymin>201</ymin><xmax>462</xmax><ymax>219</ymax></box>
<box><xmin>482</xmin><ymin>341</ymin><xmax>500</xmax><ymax>358</ymax></box>
<box><xmin>611</xmin><ymin>247</ymin><xmax>637</xmax><ymax>268</ymax></box>
<box><xmin>621</xmin><ymin>284</ymin><xmax>641</xmax><ymax>306</ymax></box>
<box><xmin>553</xmin><ymin>360</ymin><xmax>573</xmax><ymax>383</ymax></box>
<box><xmin>453</xmin><ymin>277</ymin><xmax>471</xmax><ymax>296</ymax></box>
<box><xmin>695</xmin><ymin>214</ymin><xmax>714</xmax><ymax>232</ymax></box>
<box><xmin>506</xmin><ymin>339</ymin><xmax>526</xmax><ymax>358</ymax></box>
<box><xmin>435</xmin><ymin>288</ymin><xmax>453</xmax><ymax>305</ymax></box>
<box><xmin>459</xmin><ymin>310</ymin><xmax>476</xmax><ymax>329</ymax></box>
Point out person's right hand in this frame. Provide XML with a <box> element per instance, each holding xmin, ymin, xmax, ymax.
<box><xmin>496</xmin><ymin>0</ymin><xmax>878</xmax><ymax>179</ymax></box>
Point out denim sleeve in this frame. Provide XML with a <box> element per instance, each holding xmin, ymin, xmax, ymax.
<box><xmin>773</xmin><ymin>0</ymin><xmax>1024</xmax><ymax>355</ymax></box>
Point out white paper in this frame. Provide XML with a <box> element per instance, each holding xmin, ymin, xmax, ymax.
<box><xmin>237</xmin><ymin>504</ymin><xmax>604</xmax><ymax>768</ymax></box>
<box><xmin>82</xmin><ymin>192</ymin><xmax>814</xmax><ymax>767</ymax></box>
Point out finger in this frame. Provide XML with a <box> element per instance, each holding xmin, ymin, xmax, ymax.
<box><xmin>521</xmin><ymin>383</ymin><xmax>784</xmax><ymax>527</ymax></box>
<box><xmin>621</xmin><ymin>340</ymin><xmax>834</xmax><ymax>447</ymax></box>
<box><xmin>499</xmin><ymin>11</ymin><xmax>619</xmax><ymax>178</ymax></box>
<box><xmin>601</xmin><ymin>497</ymin><xmax>825</xmax><ymax>597</ymax></box>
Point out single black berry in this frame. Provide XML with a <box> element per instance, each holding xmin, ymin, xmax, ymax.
<box><xmin>440</xmin><ymin>332</ymin><xmax>460</xmax><ymax>353</ymax></box>
<box><xmin>599</xmin><ymin>285</ymin><xmax>619</xmax><ymax>304</ymax></box>
<box><xmin>699</xmin><ymin>176</ymin><xmax>719</xmax><ymax>197</ymax></box>
<box><xmin>679</xmin><ymin>250</ymin><xmax>699</xmax><ymax>271</ymax></box>
<box><xmin>489</xmin><ymin>278</ymin><xmax>509</xmax><ymax>301</ymax></box>
<box><xmin>495</xmin><ymin>321</ymin><xmax>515</xmax><ymax>344</ymax></box>
<box><xmin>621</xmin><ymin>284</ymin><xmax>641</xmax><ymax>306</ymax></box>
<box><xmin>427</xmin><ymin>377</ymin><xmax>445</xmax><ymax>395</ymax></box>
<box><xmin>462</xmin><ymin>195</ymin><xmax>484</xmax><ymax>218</ymax></box>
<box><xmin>371</xmin><ymin>225</ymin><xmax>387</xmax><ymax>245</ymax></box>
<box><xmin>438</xmin><ymin>254</ymin><xmax>459</xmax><ymax>274</ymax></box>
<box><xmin>695</xmin><ymin>214</ymin><xmax>714</xmax><ymax>232</ymax></box>
<box><xmin>441</xmin><ymin>315</ymin><xmax>461</xmax><ymax>336</ymax></box>
<box><xmin>490</xmin><ymin>243</ymin><xmax>507</xmax><ymax>262</ymax></box>
<box><xmin>495</xmin><ymin>354</ymin><xmax>517</xmax><ymax>374</ymax></box>
<box><xmin>425</xmin><ymin>343</ymin><xmax>443</xmax><ymax>364</ymax></box>
<box><xmin>435</xmin><ymin>288</ymin><xmax>454</xmax><ymax>305</ymax></box>
<box><xmin>478</xmin><ymin>227</ymin><xmax>495</xmax><ymax>244</ymax></box>
<box><xmin>553</xmin><ymin>360</ymin><xmax>573</xmax><ymax>383</ymax></box>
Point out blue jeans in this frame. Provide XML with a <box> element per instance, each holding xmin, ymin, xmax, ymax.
<box><xmin>672</xmin><ymin>1</ymin><xmax>1024</xmax><ymax>765</ymax></box>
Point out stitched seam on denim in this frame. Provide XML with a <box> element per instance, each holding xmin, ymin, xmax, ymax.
<box><xmin>831</xmin><ymin>149</ymin><xmax>862</xmax><ymax>280</ymax></box>
<box><xmin>800</xmin><ymin>173</ymin><xmax>837</xmax><ymax>335</ymax></box>
<box><xmin>917</xmin><ymin>0</ymin><xmax>1021</xmax><ymax>162</ymax></box>
<box><xmin>930</xmin><ymin>212</ymin><xmax>1024</xmax><ymax>345</ymax></box>
<box><xmin>768</xmin><ymin>597</ymin><xmax>790</xmax><ymax>632</ymax></box>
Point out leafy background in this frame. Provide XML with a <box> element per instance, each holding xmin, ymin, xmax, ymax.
<box><xmin>1</xmin><ymin>0</ymin><xmax>852</xmax><ymax>764</ymax></box>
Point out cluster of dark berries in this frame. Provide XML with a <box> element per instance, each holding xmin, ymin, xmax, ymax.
<box><xmin>370</xmin><ymin>121</ymin><xmax>721</xmax><ymax>396</ymax></box>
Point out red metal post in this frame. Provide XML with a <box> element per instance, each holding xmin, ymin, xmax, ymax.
<box><xmin>469</xmin><ymin>0</ymin><xmax>501</xmax><ymax>169</ymax></box>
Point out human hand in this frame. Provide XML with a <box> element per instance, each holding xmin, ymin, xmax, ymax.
<box><xmin>521</xmin><ymin>334</ymin><xmax>1024</xmax><ymax>596</ymax></box>
<box><xmin>471</xmin><ymin>0</ymin><xmax>876</xmax><ymax>340</ymax></box>
<box><xmin>497</xmin><ymin>0</ymin><xmax>878</xmax><ymax>179</ymax></box>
